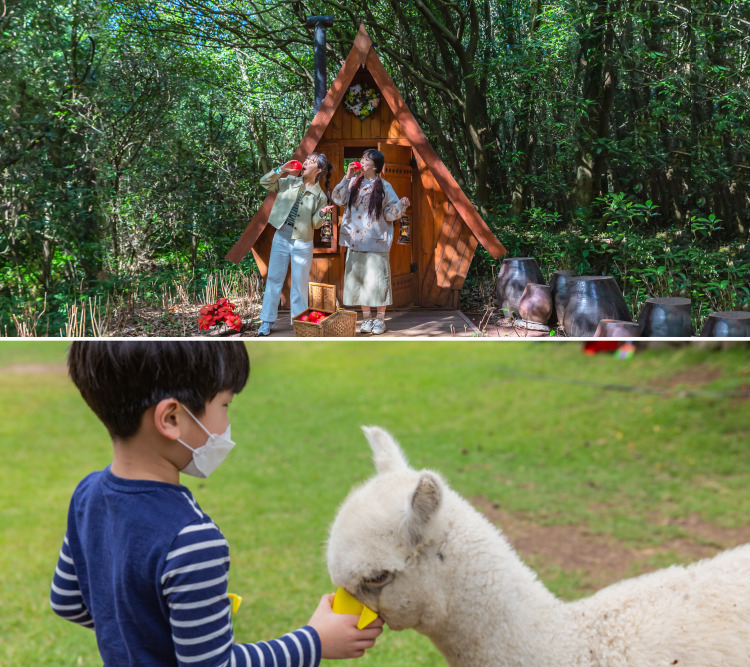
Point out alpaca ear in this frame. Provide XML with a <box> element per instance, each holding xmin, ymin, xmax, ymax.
<box><xmin>362</xmin><ymin>426</ymin><xmax>410</xmax><ymax>473</ymax></box>
<box><xmin>405</xmin><ymin>472</ymin><xmax>442</xmax><ymax>544</ymax></box>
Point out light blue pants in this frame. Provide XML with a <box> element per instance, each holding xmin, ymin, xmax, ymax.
<box><xmin>259</xmin><ymin>231</ymin><xmax>315</xmax><ymax>323</ymax></box>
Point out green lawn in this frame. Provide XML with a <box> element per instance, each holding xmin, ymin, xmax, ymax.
<box><xmin>1</xmin><ymin>341</ymin><xmax>749</xmax><ymax>666</ymax></box>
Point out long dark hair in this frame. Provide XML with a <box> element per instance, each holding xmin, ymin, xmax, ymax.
<box><xmin>309</xmin><ymin>152</ymin><xmax>334</xmax><ymax>203</ymax></box>
<box><xmin>347</xmin><ymin>149</ymin><xmax>386</xmax><ymax>220</ymax></box>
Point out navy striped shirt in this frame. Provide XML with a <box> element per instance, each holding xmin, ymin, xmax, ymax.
<box><xmin>50</xmin><ymin>467</ymin><xmax>321</xmax><ymax>667</ymax></box>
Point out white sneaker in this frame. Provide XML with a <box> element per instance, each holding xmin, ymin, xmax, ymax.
<box><xmin>371</xmin><ymin>318</ymin><xmax>387</xmax><ymax>335</ymax></box>
<box><xmin>257</xmin><ymin>321</ymin><xmax>273</xmax><ymax>336</ymax></box>
<box><xmin>360</xmin><ymin>318</ymin><xmax>374</xmax><ymax>334</ymax></box>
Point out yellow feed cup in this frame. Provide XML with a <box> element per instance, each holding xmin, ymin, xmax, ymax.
<box><xmin>332</xmin><ymin>587</ymin><xmax>379</xmax><ymax>629</ymax></box>
<box><xmin>227</xmin><ymin>593</ymin><xmax>242</xmax><ymax>614</ymax></box>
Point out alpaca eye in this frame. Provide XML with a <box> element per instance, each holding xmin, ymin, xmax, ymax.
<box><xmin>364</xmin><ymin>571</ymin><xmax>390</xmax><ymax>586</ymax></box>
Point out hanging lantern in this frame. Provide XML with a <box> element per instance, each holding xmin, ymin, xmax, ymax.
<box><xmin>397</xmin><ymin>211</ymin><xmax>411</xmax><ymax>245</ymax></box>
<box><xmin>320</xmin><ymin>210</ymin><xmax>333</xmax><ymax>244</ymax></box>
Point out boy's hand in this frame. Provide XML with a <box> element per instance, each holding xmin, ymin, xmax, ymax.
<box><xmin>308</xmin><ymin>594</ymin><xmax>384</xmax><ymax>659</ymax></box>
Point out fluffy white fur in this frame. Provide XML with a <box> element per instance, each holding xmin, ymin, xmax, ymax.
<box><xmin>327</xmin><ymin>427</ymin><xmax>750</xmax><ymax>667</ymax></box>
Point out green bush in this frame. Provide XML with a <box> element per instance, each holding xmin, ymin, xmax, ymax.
<box><xmin>470</xmin><ymin>194</ymin><xmax>750</xmax><ymax>331</ymax></box>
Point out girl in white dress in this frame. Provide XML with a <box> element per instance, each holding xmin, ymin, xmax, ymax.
<box><xmin>331</xmin><ymin>149</ymin><xmax>409</xmax><ymax>334</ymax></box>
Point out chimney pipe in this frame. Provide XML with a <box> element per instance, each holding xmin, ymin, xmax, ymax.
<box><xmin>306</xmin><ymin>15</ymin><xmax>334</xmax><ymax>114</ymax></box>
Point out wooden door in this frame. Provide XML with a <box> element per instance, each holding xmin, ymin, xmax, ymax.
<box><xmin>379</xmin><ymin>143</ymin><xmax>416</xmax><ymax>306</ymax></box>
<box><xmin>312</xmin><ymin>142</ymin><xmax>341</xmax><ymax>255</ymax></box>
<box><xmin>310</xmin><ymin>141</ymin><xmax>345</xmax><ymax>297</ymax></box>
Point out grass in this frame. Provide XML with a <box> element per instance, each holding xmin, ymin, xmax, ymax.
<box><xmin>1</xmin><ymin>341</ymin><xmax>749</xmax><ymax>666</ymax></box>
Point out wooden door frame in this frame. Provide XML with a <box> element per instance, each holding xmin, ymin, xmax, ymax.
<box><xmin>379</xmin><ymin>142</ymin><xmax>418</xmax><ymax>307</ymax></box>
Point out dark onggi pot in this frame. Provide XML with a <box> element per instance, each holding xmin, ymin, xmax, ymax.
<box><xmin>496</xmin><ymin>257</ymin><xmax>544</xmax><ymax>318</ymax></box>
<box><xmin>700</xmin><ymin>311</ymin><xmax>750</xmax><ymax>337</ymax></box>
<box><xmin>549</xmin><ymin>270</ymin><xmax>577</xmax><ymax>327</ymax></box>
<box><xmin>638</xmin><ymin>297</ymin><xmax>692</xmax><ymax>337</ymax></box>
<box><xmin>562</xmin><ymin>276</ymin><xmax>632</xmax><ymax>337</ymax></box>
<box><xmin>594</xmin><ymin>319</ymin><xmax>642</xmax><ymax>337</ymax></box>
<box><xmin>518</xmin><ymin>284</ymin><xmax>553</xmax><ymax>324</ymax></box>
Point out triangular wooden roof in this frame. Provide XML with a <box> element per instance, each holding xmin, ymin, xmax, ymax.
<box><xmin>226</xmin><ymin>24</ymin><xmax>505</xmax><ymax>263</ymax></box>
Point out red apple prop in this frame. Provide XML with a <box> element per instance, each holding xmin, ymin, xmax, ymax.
<box><xmin>351</xmin><ymin>161</ymin><xmax>361</xmax><ymax>171</ymax></box>
<box><xmin>306</xmin><ymin>310</ymin><xmax>326</xmax><ymax>324</ymax></box>
<box><xmin>289</xmin><ymin>160</ymin><xmax>303</xmax><ymax>171</ymax></box>
<box><xmin>299</xmin><ymin>314</ymin><xmax>309</xmax><ymax>322</ymax></box>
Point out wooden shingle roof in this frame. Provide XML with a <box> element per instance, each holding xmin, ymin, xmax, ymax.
<box><xmin>226</xmin><ymin>23</ymin><xmax>505</xmax><ymax>263</ymax></box>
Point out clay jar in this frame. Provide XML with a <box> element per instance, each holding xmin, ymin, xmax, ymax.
<box><xmin>638</xmin><ymin>297</ymin><xmax>692</xmax><ymax>337</ymax></box>
<box><xmin>549</xmin><ymin>270</ymin><xmax>577</xmax><ymax>327</ymax></box>
<box><xmin>496</xmin><ymin>257</ymin><xmax>544</xmax><ymax>318</ymax></box>
<box><xmin>562</xmin><ymin>276</ymin><xmax>632</xmax><ymax>337</ymax></box>
<box><xmin>700</xmin><ymin>311</ymin><xmax>750</xmax><ymax>337</ymax></box>
<box><xmin>518</xmin><ymin>284</ymin><xmax>553</xmax><ymax>324</ymax></box>
<box><xmin>594</xmin><ymin>319</ymin><xmax>642</xmax><ymax>337</ymax></box>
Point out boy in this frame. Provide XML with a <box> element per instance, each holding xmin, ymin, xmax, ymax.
<box><xmin>51</xmin><ymin>341</ymin><xmax>382</xmax><ymax>666</ymax></box>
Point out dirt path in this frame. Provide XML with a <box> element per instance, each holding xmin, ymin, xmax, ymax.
<box><xmin>2</xmin><ymin>363</ymin><xmax>68</xmax><ymax>374</ymax></box>
<box><xmin>473</xmin><ymin>497</ymin><xmax>750</xmax><ymax>597</ymax></box>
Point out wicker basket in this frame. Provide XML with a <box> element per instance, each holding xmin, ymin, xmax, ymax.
<box><xmin>292</xmin><ymin>283</ymin><xmax>357</xmax><ymax>337</ymax></box>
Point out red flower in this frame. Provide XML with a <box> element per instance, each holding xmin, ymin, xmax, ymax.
<box><xmin>226</xmin><ymin>313</ymin><xmax>243</xmax><ymax>331</ymax></box>
<box><xmin>217</xmin><ymin>303</ymin><xmax>235</xmax><ymax>317</ymax></box>
<box><xmin>198</xmin><ymin>299</ymin><xmax>242</xmax><ymax>333</ymax></box>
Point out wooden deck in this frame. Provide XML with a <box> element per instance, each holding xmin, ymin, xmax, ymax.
<box><xmin>265</xmin><ymin>308</ymin><xmax>481</xmax><ymax>338</ymax></box>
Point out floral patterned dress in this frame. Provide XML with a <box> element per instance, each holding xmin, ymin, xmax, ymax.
<box><xmin>332</xmin><ymin>175</ymin><xmax>407</xmax><ymax>306</ymax></box>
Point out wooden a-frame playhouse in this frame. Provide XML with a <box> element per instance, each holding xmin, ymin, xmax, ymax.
<box><xmin>226</xmin><ymin>24</ymin><xmax>506</xmax><ymax>308</ymax></box>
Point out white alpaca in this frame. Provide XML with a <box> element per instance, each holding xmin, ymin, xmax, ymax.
<box><xmin>327</xmin><ymin>427</ymin><xmax>750</xmax><ymax>667</ymax></box>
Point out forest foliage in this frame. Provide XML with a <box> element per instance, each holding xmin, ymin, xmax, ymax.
<box><xmin>1</xmin><ymin>0</ymin><xmax>748</xmax><ymax>335</ymax></box>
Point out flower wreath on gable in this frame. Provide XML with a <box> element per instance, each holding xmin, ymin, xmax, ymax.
<box><xmin>344</xmin><ymin>84</ymin><xmax>380</xmax><ymax>120</ymax></box>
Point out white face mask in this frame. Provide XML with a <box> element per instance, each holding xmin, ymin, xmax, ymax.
<box><xmin>177</xmin><ymin>404</ymin><xmax>235</xmax><ymax>478</ymax></box>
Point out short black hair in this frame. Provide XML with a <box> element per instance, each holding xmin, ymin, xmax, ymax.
<box><xmin>67</xmin><ymin>341</ymin><xmax>250</xmax><ymax>439</ymax></box>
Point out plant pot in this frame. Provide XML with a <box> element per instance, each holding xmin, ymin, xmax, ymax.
<box><xmin>518</xmin><ymin>284</ymin><xmax>553</xmax><ymax>324</ymax></box>
<box><xmin>549</xmin><ymin>270</ymin><xmax>577</xmax><ymax>326</ymax></box>
<box><xmin>594</xmin><ymin>319</ymin><xmax>642</xmax><ymax>337</ymax></box>
<box><xmin>496</xmin><ymin>257</ymin><xmax>544</xmax><ymax>319</ymax></box>
<box><xmin>637</xmin><ymin>297</ymin><xmax>692</xmax><ymax>337</ymax></box>
<box><xmin>562</xmin><ymin>276</ymin><xmax>632</xmax><ymax>337</ymax></box>
<box><xmin>700</xmin><ymin>311</ymin><xmax>750</xmax><ymax>337</ymax></box>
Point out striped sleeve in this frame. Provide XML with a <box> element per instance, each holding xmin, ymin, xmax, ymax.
<box><xmin>50</xmin><ymin>535</ymin><xmax>94</xmax><ymax>628</ymax></box>
<box><xmin>164</xmin><ymin>520</ymin><xmax>321</xmax><ymax>667</ymax></box>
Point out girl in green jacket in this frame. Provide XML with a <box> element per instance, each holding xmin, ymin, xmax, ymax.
<box><xmin>257</xmin><ymin>154</ymin><xmax>334</xmax><ymax>336</ymax></box>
